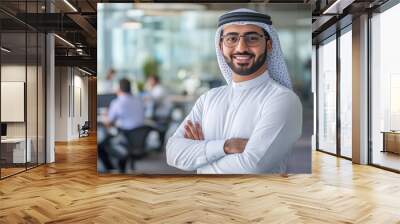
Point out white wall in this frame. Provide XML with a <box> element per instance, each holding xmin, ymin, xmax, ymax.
<box><xmin>70</xmin><ymin>72</ymin><xmax>89</xmax><ymax>138</ymax></box>
<box><xmin>55</xmin><ymin>67</ymin><xmax>89</xmax><ymax>141</ymax></box>
<box><xmin>55</xmin><ymin>67</ymin><xmax>69</xmax><ymax>141</ymax></box>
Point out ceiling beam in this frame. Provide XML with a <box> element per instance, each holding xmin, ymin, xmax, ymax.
<box><xmin>55</xmin><ymin>55</ymin><xmax>96</xmax><ymax>72</ymax></box>
<box><xmin>67</xmin><ymin>13</ymin><xmax>97</xmax><ymax>39</ymax></box>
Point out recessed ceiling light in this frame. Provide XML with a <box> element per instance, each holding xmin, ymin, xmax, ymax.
<box><xmin>322</xmin><ymin>0</ymin><xmax>354</xmax><ymax>15</ymax></box>
<box><xmin>54</xmin><ymin>34</ymin><xmax>75</xmax><ymax>48</ymax></box>
<box><xmin>78</xmin><ymin>67</ymin><xmax>92</xmax><ymax>76</ymax></box>
<box><xmin>63</xmin><ymin>0</ymin><xmax>78</xmax><ymax>12</ymax></box>
<box><xmin>1</xmin><ymin>47</ymin><xmax>11</xmax><ymax>53</ymax></box>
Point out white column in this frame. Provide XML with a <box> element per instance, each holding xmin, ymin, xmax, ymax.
<box><xmin>46</xmin><ymin>33</ymin><xmax>55</xmax><ymax>163</ymax></box>
<box><xmin>352</xmin><ymin>14</ymin><xmax>369</xmax><ymax>164</ymax></box>
<box><xmin>312</xmin><ymin>45</ymin><xmax>317</xmax><ymax>150</ymax></box>
<box><xmin>45</xmin><ymin>1</ymin><xmax>56</xmax><ymax>163</ymax></box>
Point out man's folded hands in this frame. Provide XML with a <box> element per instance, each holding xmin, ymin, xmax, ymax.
<box><xmin>184</xmin><ymin>120</ymin><xmax>248</xmax><ymax>154</ymax></box>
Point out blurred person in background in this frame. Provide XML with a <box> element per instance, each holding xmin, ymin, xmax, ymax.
<box><xmin>144</xmin><ymin>74</ymin><xmax>173</xmax><ymax>148</ymax></box>
<box><xmin>105</xmin><ymin>78</ymin><xmax>145</xmax><ymax>131</ymax></box>
<box><xmin>145</xmin><ymin>75</ymin><xmax>166</xmax><ymax>103</ymax></box>
<box><xmin>99</xmin><ymin>68</ymin><xmax>117</xmax><ymax>94</ymax></box>
<box><xmin>144</xmin><ymin>75</ymin><xmax>171</xmax><ymax>120</ymax></box>
<box><xmin>166</xmin><ymin>8</ymin><xmax>302</xmax><ymax>174</ymax></box>
<box><xmin>101</xmin><ymin>78</ymin><xmax>146</xmax><ymax>172</ymax></box>
<box><xmin>144</xmin><ymin>74</ymin><xmax>174</xmax><ymax>123</ymax></box>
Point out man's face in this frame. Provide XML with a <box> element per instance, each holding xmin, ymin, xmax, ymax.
<box><xmin>147</xmin><ymin>76</ymin><xmax>156</xmax><ymax>87</ymax></box>
<box><xmin>220</xmin><ymin>24</ymin><xmax>269</xmax><ymax>76</ymax></box>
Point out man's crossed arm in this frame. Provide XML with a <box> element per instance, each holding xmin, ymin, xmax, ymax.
<box><xmin>184</xmin><ymin>120</ymin><xmax>248</xmax><ymax>155</ymax></box>
<box><xmin>166</xmin><ymin>90</ymin><xmax>302</xmax><ymax>173</ymax></box>
<box><xmin>166</xmin><ymin>115</ymin><xmax>250</xmax><ymax>172</ymax></box>
<box><xmin>182</xmin><ymin>120</ymin><xmax>291</xmax><ymax>176</ymax></box>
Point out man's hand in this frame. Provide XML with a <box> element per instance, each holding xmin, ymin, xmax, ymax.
<box><xmin>183</xmin><ymin>120</ymin><xmax>248</xmax><ymax>154</ymax></box>
<box><xmin>223</xmin><ymin>138</ymin><xmax>248</xmax><ymax>154</ymax></box>
<box><xmin>184</xmin><ymin>120</ymin><xmax>204</xmax><ymax>140</ymax></box>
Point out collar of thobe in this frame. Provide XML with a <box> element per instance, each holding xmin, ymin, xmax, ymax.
<box><xmin>231</xmin><ymin>70</ymin><xmax>270</xmax><ymax>90</ymax></box>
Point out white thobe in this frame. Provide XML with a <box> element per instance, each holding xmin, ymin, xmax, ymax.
<box><xmin>166</xmin><ymin>71</ymin><xmax>302</xmax><ymax>174</ymax></box>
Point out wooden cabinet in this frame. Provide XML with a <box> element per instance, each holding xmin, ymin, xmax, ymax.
<box><xmin>382</xmin><ymin>131</ymin><xmax>400</xmax><ymax>154</ymax></box>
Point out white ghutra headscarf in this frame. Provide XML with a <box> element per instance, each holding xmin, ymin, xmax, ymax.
<box><xmin>215</xmin><ymin>8</ymin><xmax>292</xmax><ymax>90</ymax></box>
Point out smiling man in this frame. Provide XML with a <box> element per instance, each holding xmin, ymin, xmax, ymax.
<box><xmin>166</xmin><ymin>8</ymin><xmax>303</xmax><ymax>174</ymax></box>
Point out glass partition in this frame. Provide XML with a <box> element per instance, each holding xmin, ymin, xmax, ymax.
<box><xmin>0</xmin><ymin>1</ymin><xmax>46</xmax><ymax>179</ymax></box>
<box><xmin>317</xmin><ymin>37</ymin><xmax>337</xmax><ymax>154</ymax></box>
<box><xmin>339</xmin><ymin>29</ymin><xmax>352</xmax><ymax>158</ymax></box>
<box><xmin>27</xmin><ymin>30</ymin><xmax>38</xmax><ymax>169</ymax></box>
<box><xmin>1</xmin><ymin>31</ymin><xmax>28</xmax><ymax>177</ymax></box>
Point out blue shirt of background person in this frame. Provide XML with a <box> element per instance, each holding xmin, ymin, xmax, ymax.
<box><xmin>107</xmin><ymin>78</ymin><xmax>145</xmax><ymax>131</ymax></box>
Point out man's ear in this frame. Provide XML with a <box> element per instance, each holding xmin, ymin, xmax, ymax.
<box><xmin>266</xmin><ymin>40</ymin><xmax>272</xmax><ymax>53</ymax></box>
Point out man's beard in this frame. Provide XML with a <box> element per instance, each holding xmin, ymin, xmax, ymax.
<box><xmin>224</xmin><ymin>51</ymin><xmax>267</xmax><ymax>76</ymax></box>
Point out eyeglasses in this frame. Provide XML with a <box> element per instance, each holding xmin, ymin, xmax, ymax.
<box><xmin>220</xmin><ymin>33</ymin><xmax>267</xmax><ymax>48</ymax></box>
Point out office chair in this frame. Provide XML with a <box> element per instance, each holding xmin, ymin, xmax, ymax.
<box><xmin>79</xmin><ymin>121</ymin><xmax>90</xmax><ymax>138</ymax></box>
<box><xmin>118</xmin><ymin>125</ymin><xmax>162</xmax><ymax>171</ymax></box>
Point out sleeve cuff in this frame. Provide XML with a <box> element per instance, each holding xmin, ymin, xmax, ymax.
<box><xmin>205</xmin><ymin>140</ymin><xmax>226</xmax><ymax>163</ymax></box>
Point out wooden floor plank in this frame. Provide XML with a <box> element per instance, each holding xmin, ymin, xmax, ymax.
<box><xmin>0</xmin><ymin>135</ymin><xmax>399</xmax><ymax>223</ymax></box>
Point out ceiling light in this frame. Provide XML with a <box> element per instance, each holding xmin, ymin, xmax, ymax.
<box><xmin>323</xmin><ymin>0</ymin><xmax>341</xmax><ymax>14</ymax></box>
<box><xmin>1</xmin><ymin>47</ymin><xmax>11</xmax><ymax>53</ymax></box>
<box><xmin>54</xmin><ymin>34</ymin><xmax>75</xmax><ymax>48</ymax></box>
<box><xmin>322</xmin><ymin>0</ymin><xmax>354</xmax><ymax>15</ymax></box>
<box><xmin>63</xmin><ymin>0</ymin><xmax>78</xmax><ymax>12</ymax></box>
<box><xmin>135</xmin><ymin>3</ymin><xmax>205</xmax><ymax>11</ymax></box>
<box><xmin>78</xmin><ymin>67</ymin><xmax>92</xmax><ymax>76</ymax></box>
<box><xmin>121</xmin><ymin>21</ymin><xmax>142</xmax><ymax>30</ymax></box>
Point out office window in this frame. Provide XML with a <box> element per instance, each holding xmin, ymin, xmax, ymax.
<box><xmin>339</xmin><ymin>29</ymin><xmax>352</xmax><ymax>158</ymax></box>
<box><xmin>317</xmin><ymin>37</ymin><xmax>337</xmax><ymax>154</ymax></box>
<box><xmin>371</xmin><ymin>3</ymin><xmax>400</xmax><ymax>171</ymax></box>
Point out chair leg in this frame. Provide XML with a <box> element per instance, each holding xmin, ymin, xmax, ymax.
<box><xmin>98</xmin><ymin>145</ymin><xmax>114</xmax><ymax>170</ymax></box>
<box><xmin>119</xmin><ymin>159</ymin><xmax>127</xmax><ymax>173</ymax></box>
<box><xmin>130</xmin><ymin>158</ymin><xmax>135</xmax><ymax>170</ymax></box>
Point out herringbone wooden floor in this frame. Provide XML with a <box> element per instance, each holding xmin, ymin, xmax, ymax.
<box><xmin>1</xmin><ymin>135</ymin><xmax>400</xmax><ymax>224</ymax></box>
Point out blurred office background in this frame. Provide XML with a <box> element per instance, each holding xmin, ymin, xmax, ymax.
<box><xmin>97</xmin><ymin>3</ymin><xmax>312</xmax><ymax>174</ymax></box>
